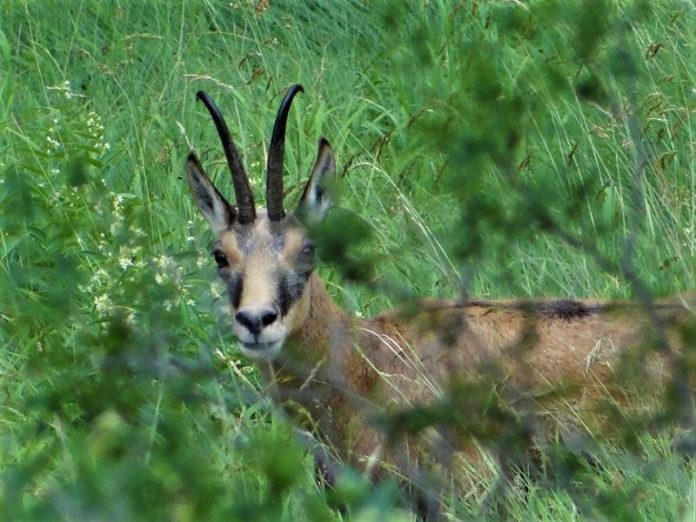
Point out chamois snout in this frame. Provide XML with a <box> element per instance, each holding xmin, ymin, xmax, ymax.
<box><xmin>233</xmin><ymin>301</ymin><xmax>286</xmax><ymax>360</ymax></box>
<box><xmin>235</xmin><ymin>308</ymin><xmax>279</xmax><ymax>336</ymax></box>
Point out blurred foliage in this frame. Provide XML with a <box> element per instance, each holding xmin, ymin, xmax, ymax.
<box><xmin>1</xmin><ymin>0</ymin><xmax>695</xmax><ymax>520</ymax></box>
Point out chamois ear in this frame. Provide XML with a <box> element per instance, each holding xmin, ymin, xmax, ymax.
<box><xmin>186</xmin><ymin>152</ymin><xmax>235</xmax><ymax>233</ymax></box>
<box><xmin>297</xmin><ymin>138</ymin><xmax>337</xmax><ymax>223</ymax></box>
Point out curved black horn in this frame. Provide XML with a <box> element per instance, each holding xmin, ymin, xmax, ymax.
<box><xmin>266</xmin><ymin>84</ymin><xmax>304</xmax><ymax>221</ymax></box>
<box><xmin>196</xmin><ymin>91</ymin><xmax>256</xmax><ymax>224</ymax></box>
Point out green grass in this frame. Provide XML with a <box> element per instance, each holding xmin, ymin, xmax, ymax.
<box><xmin>1</xmin><ymin>0</ymin><xmax>696</xmax><ymax>520</ymax></box>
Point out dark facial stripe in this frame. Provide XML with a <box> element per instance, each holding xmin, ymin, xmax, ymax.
<box><xmin>277</xmin><ymin>271</ymin><xmax>308</xmax><ymax>317</ymax></box>
<box><xmin>226</xmin><ymin>273</ymin><xmax>243</xmax><ymax>309</ymax></box>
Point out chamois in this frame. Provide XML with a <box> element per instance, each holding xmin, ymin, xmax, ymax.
<box><xmin>186</xmin><ymin>84</ymin><xmax>694</xmax><ymax>511</ymax></box>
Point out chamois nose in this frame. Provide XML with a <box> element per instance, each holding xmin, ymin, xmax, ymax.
<box><xmin>235</xmin><ymin>309</ymin><xmax>279</xmax><ymax>335</ymax></box>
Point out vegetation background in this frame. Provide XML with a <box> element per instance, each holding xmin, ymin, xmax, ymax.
<box><xmin>1</xmin><ymin>0</ymin><xmax>695</xmax><ymax>520</ymax></box>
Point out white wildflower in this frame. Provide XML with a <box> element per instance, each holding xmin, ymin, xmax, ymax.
<box><xmin>210</xmin><ymin>281</ymin><xmax>223</xmax><ymax>300</ymax></box>
<box><xmin>91</xmin><ymin>267</ymin><xmax>109</xmax><ymax>286</ymax></box>
<box><xmin>112</xmin><ymin>193</ymin><xmax>126</xmax><ymax>212</ymax></box>
<box><xmin>119</xmin><ymin>257</ymin><xmax>133</xmax><ymax>270</ymax></box>
<box><xmin>110</xmin><ymin>218</ymin><xmax>125</xmax><ymax>236</ymax></box>
<box><xmin>63</xmin><ymin>80</ymin><xmax>74</xmax><ymax>99</ymax></box>
<box><xmin>172</xmin><ymin>267</ymin><xmax>183</xmax><ymax>288</ymax></box>
<box><xmin>46</xmin><ymin>135</ymin><xmax>61</xmax><ymax>152</ymax></box>
<box><xmin>95</xmin><ymin>294</ymin><xmax>111</xmax><ymax>315</ymax></box>
<box><xmin>155</xmin><ymin>254</ymin><xmax>173</xmax><ymax>270</ymax></box>
<box><xmin>48</xmin><ymin>192</ymin><xmax>62</xmax><ymax>205</ymax></box>
<box><xmin>118</xmin><ymin>245</ymin><xmax>137</xmax><ymax>270</ymax></box>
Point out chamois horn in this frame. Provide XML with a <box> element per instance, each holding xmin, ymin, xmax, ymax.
<box><xmin>196</xmin><ymin>91</ymin><xmax>256</xmax><ymax>224</ymax></box>
<box><xmin>266</xmin><ymin>84</ymin><xmax>304</xmax><ymax>221</ymax></box>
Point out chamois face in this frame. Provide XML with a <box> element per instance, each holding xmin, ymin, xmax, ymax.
<box><xmin>186</xmin><ymin>86</ymin><xmax>336</xmax><ymax>360</ymax></box>
<box><xmin>210</xmin><ymin>211</ymin><xmax>316</xmax><ymax>360</ymax></box>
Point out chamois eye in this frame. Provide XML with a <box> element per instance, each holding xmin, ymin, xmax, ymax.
<box><xmin>212</xmin><ymin>249</ymin><xmax>228</xmax><ymax>268</ymax></box>
<box><xmin>301</xmin><ymin>243</ymin><xmax>315</xmax><ymax>257</ymax></box>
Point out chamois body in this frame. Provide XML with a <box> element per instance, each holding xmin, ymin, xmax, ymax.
<box><xmin>185</xmin><ymin>85</ymin><xmax>694</xmax><ymax>507</ymax></box>
<box><xmin>267</xmin><ymin>273</ymin><xmax>689</xmax><ymax>473</ymax></box>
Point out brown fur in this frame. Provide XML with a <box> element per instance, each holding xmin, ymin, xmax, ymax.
<box><xmin>261</xmin><ymin>275</ymin><xmax>693</xmax><ymax>477</ymax></box>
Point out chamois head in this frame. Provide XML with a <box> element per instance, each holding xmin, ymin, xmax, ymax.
<box><xmin>186</xmin><ymin>85</ymin><xmax>337</xmax><ymax>360</ymax></box>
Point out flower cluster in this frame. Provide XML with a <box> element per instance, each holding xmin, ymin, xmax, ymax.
<box><xmin>45</xmin><ymin>80</ymin><xmax>111</xmax><ymax>160</ymax></box>
<box><xmin>46</xmin><ymin>118</ymin><xmax>62</xmax><ymax>154</ymax></box>
<box><xmin>86</xmin><ymin>110</ymin><xmax>111</xmax><ymax>154</ymax></box>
